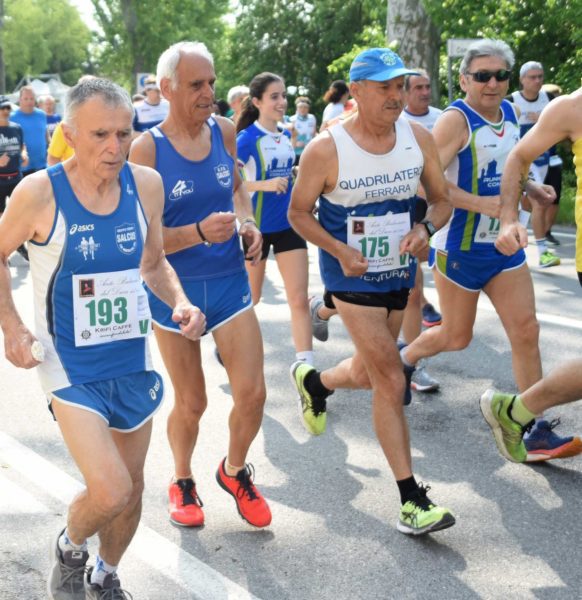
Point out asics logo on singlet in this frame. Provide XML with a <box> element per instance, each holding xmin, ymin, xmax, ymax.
<box><xmin>169</xmin><ymin>179</ymin><xmax>194</xmax><ymax>201</ymax></box>
<box><xmin>69</xmin><ymin>223</ymin><xmax>95</xmax><ymax>235</ymax></box>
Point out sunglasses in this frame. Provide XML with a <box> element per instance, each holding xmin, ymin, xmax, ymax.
<box><xmin>0</xmin><ymin>106</ymin><xmax>10</xmax><ymax>110</ymax></box>
<box><xmin>466</xmin><ymin>70</ymin><xmax>511</xmax><ymax>83</ymax></box>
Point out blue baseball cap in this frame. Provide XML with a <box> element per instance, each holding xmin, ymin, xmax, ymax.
<box><xmin>349</xmin><ymin>48</ymin><xmax>419</xmax><ymax>83</ymax></box>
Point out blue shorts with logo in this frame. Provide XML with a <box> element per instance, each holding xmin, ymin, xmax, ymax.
<box><xmin>147</xmin><ymin>270</ymin><xmax>252</xmax><ymax>334</ymax></box>
<box><xmin>51</xmin><ymin>370</ymin><xmax>164</xmax><ymax>432</ymax></box>
<box><xmin>429</xmin><ymin>247</ymin><xmax>526</xmax><ymax>292</ymax></box>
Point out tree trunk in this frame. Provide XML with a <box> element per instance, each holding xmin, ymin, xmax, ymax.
<box><xmin>120</xmin><ymin>0</ymin><xmax>144</xmax><ymax>88</ymax></box>
<box><xmin>0</xmin><ymin>0</ymin><xmax>5</xmax><ymax>94</ymax></box>
<box><xmin>386</xmin><ymin>0</ymin><xmax>440</xmax><ymax>106</ymax></box>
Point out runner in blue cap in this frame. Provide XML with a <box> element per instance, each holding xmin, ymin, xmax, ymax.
<box><xmin>289</xmin><ymin>48</ymin><xmax>455</xmax><ymax>535</ymax></box>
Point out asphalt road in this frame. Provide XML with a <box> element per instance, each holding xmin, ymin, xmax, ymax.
<box><xmin>0</xmin><ymin>228</ymin><xmax>580</xmax><ymax>600</ymax></box>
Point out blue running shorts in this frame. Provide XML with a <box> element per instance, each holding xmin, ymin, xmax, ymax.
<box><xmin>51</xmin><ymin>370</ymin><xmax>164</xmax><ymax>432</ymax></box>
<box><xmin>147</xmin><ymin>270</ymin><xmax>252</xmax><ymax>334</ymax></box>
<box><xmin>429</xmin><ymin>247</ymin><xmax>526</xmax><ymax>292</ymax></box>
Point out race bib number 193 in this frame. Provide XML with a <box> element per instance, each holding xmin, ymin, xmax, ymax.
<box><xmin>72</xmin><ymin>268</ymin><xmax>151</xmax><ymax>347</ymax></box>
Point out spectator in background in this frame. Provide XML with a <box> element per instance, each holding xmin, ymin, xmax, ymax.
<box><xmin>38</xmin><ymin>94</ymin><xmax>61</xmax><ymax>139</ymax></box>
<box><xmin>227</xmin><ymin>85</ymin><xmax>249</xmax><ymax>123</ymax></box>
<box><xmin>289</xmin><ymin>96</ymin><xmax>317</xmax><ymax>166</ymax></box>
<box><xmin>0</xmin><ymin>95</ymin><xmax>29</xmax><ymax>261</ymax></box>
<box><xmin>509</xmin><ymin>61</ymin><xmax>559</xmax><ymax>267</ymax></box>
<box><xmin>320</xmin><ymin>80</ymin><xmax>349</xmax><ymax>130</ymax></box>
<box><xmin>10</xmin><ymin>86</ymin><xmax>48</xmax><ymax>176</ymax></box>
<box><xmin>133</xmin><ymin>76</ymin><xmax>169</xmax><ymax>133</ymax></box>
<box><xmin>214</xmin><ymin>98</ymin><xmax>231</xmax><ymax>117</ymax></box>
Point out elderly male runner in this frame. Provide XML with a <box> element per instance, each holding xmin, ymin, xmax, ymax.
<box><xmin>399</xmin><ymin>39</ymin><xmax>582</xmax><ymax>462</ymax></box>
<box><xmin>130</xmin><ymin>42</ymin><xmax>272</xmax><ymax>529</ymax></box>
<box><xmin>480</xmin><ymin>87</ymin><xmax>582</xmax><ymax>462</ymax></box>
<box><xmin>289</xmin><ymin>48</ymin><xmax>454</xmax><ymax>535</ymax></box>
<box><xmin>0</xmin><ymin>78</ymin><xmax>205</xmax><ymax>599</ymax></box>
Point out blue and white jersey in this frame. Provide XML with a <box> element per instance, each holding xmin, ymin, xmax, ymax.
<box><xmin>237</xmin><ymin>122</ymin><xmax>294</xmax><ymax>233</ymax></box>
<box><xmin>319</xmin><ymin>117</ymin><xmax>423</xmax><ymax>293</ymax></box>
<box><xmin>431</xmin><ymin>99</ymin><xmax>520</xmax><ymax>253</ymax></box>
<box><xmin>28</xmin><ymin>163</ymin><xmax>153</xmax><ymax>393</ymax></box>
<box><xmin>133</xmin><ymin>99</ymin><xmax>169</xmax><ymax>133</ymax></box>
<box><xmin>149</xmin><ymin>117</ymin><xmax>244</xmax><ymax>280</ymax></box>
<box><xmin>510</xmin><ymin>90</ymin><xmax>552</xmax><ymax>180</ymax></box>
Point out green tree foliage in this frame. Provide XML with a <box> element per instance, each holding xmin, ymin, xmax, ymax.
<box><xmin>228</xmin><ymin>0</ymin><xmax>386</xmax><ymax>116</ymax></box>
<box><xmin>3</xmin><ymin>0</ymin><xmax>91</xmax><ymax>89</ymax></box>
<box><xmin>91</xmin><ymin>0</ymin><xmax>229</xmax><ymax>90</ymax></box>
<box><xmin>424</xmin><ymin>0</ymin><xmax>582</xmax><ymax>95</ymax></box>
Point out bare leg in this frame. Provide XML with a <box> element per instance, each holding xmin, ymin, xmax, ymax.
<box><xmin>154</xmin><ymin>327</ymin><xmax>206</xmax><ymax>479</ymax></box>
<box><xmin>52</xmin><ymin>401</ymin><xmax>152</xmax><ymax>565</ymax></box>
<box><xmin>321</xmin><ymin>299</ymin><xmax>412</xmax><ymax>480</ymax></box>
<box><xmin>521</xmin><ymin>360</ymin><xmax>582</xmax><ymax>414</ymax></box>
<box><xmin>275</xmin><ymin>248</ymin><xmax>312</xmax><ymax>353</ymax></box>
<box><xmin>245</xmin><ymin>259</ymin><xmax>267</xmax><ymax>306</ymax></box>
<box><xmin>214</xmin><ymin>308</ymin><xmax>266</xmax><ymax>467</ymax></box>
<box><xmin>404</xmin><ymin>268</ymin><xmax>479</xmax><ymax>365</ymax></box>
<box><xmin>484</xmin><ymin>264</ymin><xmax>541</xmax><ymax>392</ymax></box>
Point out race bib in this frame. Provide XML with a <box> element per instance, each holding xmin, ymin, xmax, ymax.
<box><xmin>347</xmin><ymin>213</ymin><xmax>410</xmax><ymax>273</ymax></box>
<box><xmin>474</xmin><ymin>210</ymin><xmax>530</xmax><ymax>243</ymax></box>
<box><xmin>72</xmin><ymin>268</ymin><xmax>151</xmax><ymax>347</ymax></box>
<box><xmin>474</xmin><ymin>215</ymin><xmax>500</xmax><ymax>243</ymax></box>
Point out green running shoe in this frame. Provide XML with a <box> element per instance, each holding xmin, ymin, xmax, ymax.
<box><xmin>397</xmin><ymin>484</ymin><xmax>455</xmax><ymax>536</ymax></box>
<box><xmin>289</xmin><ymin>361</ymin><xmax>327</xmax><ymax>435</ymax></box>
<box><xmin>539</xmin><ymin>249</ymin><xmax>560</xmax><ymax>268</ymax></box>
<box><xmin>480</xmin><ymin>389</ymin><xmax>528</xmax><ymax>462</ymax></box>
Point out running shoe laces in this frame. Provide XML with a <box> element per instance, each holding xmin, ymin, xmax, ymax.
<box><xmin>235</xmin><ymin>464</ymin><xmax>259</xmax><ymax>502</ymax></box>
<box><xmin>176</xmin><ymin>478</ymin><xmax>204</xmax><ymax>508</ymax></box>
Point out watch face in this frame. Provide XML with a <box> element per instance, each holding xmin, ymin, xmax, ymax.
<box><xmin>424</xmin><ymin>221</ymin><xmax>436</xmax><ymax>237</ymax></box>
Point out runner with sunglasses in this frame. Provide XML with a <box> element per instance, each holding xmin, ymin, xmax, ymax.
<box><xmin>399</xmin><ymin>39</ymin><xmax>582</xmax><ymax>461</ymax></box>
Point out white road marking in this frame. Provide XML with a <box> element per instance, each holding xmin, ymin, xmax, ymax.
<box><xmin>0</xmin><ymin>432</ymin><xmax>262</xmax><ymax>600</ymax></box>
<box><xmin>0</xmin><ymin>470</ymin><xmax>50</xmax><ymax>514</ymax></box>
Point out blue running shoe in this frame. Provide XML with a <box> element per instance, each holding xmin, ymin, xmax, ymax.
<box><xmin>422</xmin><ymin>303</ymin><xmax>442</xmax><ymax>328</ymax></box>
<box><xmin>524</xmin><ymin>418</ymin><xmax>582</xmax><ymax>462</ymax></box>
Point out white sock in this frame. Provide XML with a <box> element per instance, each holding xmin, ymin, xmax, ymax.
<box><xmin>58</xmin><ymin>528</ymin><xmax>88</xmax><ymax>553</ymax></box>
<box><xmin>91</xmin><ymin>555</ymin><xmax>117</xmax><ymax>587</ymax></box>
<box><xmin>295</xmin><ymin>351</ymin><xmax>314</xmax><ymax>365</ymax></box>
<box><xmin>400</xmin><ymin>347</ymin><xmax>415</xmax><ymax>368</ymax></box>
<box><xmin>536</xmin><ymin>238</ymin><xmax>547</xmax><ymax>256</ymax></box>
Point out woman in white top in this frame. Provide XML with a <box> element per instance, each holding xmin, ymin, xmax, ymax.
<box><xmin>320</xmin><ymin>80</ymin><xmax>349</xmax><ymax>130</ymax></box>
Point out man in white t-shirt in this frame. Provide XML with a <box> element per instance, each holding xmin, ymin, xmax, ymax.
<box><xmin>509</xmin><ymin>61</ymin><xmax>559</xmax><ymax>268</ymax></box>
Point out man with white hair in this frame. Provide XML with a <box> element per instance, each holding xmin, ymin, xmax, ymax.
<box><xmin>0</xmin><ymin>77</ymin><xmax>205</xmax><ymax>599</ymax></box>
<box><xmin>509</xmin><ymin>61</ymin><xmax>560</xmax><ymax>267</ymax></box>
<box><xmin>227</xmin><ymin>84</ymin><xmax>250</xmax><ymax>123</ymax></box>
<box><xmin>400</xmin><ymin>39</ymin><xmax>582</xmax><ymax>461</ymax></box>
<box><xmin>130</xmin><ymin>42</ymin><xmax>272</xmax><ymax>530</ymax></box>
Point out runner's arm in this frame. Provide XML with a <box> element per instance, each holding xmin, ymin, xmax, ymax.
<box><xmin>289</xmin><ymin>135</ymin><xmax>368</xmax><ymax>276</ymax></box>
<box><xmin>0</xmin><ymin>175</ymin><xmax>52</xmax><ymax>367</ymax></box>
<box><xmin>133</xmin><ymin>165</ymin><xmax>206</xmax><ymax>339</ymax></box>
<box><xmin>218</xmin><ymin>117</ymin><xmax>262</xmax><ymax>263</ymax></box>
<box><xmin>432</xmin><ymin>109</ymin><xmax>501</xmax><ymax>218</ymax></box>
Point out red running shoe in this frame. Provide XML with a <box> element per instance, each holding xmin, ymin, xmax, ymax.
<box><xmin>216</xmin><ymin>458</ymin><xmax>272</xmax><ymax>528</ymax></box>
<box><xmin>168</xmin><ymin>478</ymin><xmax>205</xmax><ymax>527</ymax></box>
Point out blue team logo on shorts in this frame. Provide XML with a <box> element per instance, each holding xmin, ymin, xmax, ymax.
<box><xmin>214</xmin><ymin>164</ymin><xmax>232</xmax><ymax>188</ymax></box>
<box><xmin>115</xmin><ymin>223</ymin><xmax>138</xmax><ymax>255</ymax></box>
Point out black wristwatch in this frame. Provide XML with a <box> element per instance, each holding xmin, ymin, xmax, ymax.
<box><xmin>420</xmin><ymin>220</ymin><xmax>437</xmax><ymax>238</ymax></box>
